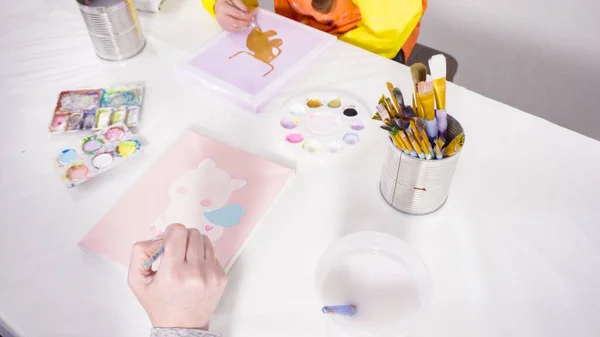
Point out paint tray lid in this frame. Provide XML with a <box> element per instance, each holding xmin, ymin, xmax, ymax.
<box><xmin>315</xmin><ymin>232</ymin><xmax>431</xmax><ymax>337</ymax></box>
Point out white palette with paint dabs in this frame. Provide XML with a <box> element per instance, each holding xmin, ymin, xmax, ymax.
<box><xmin>277</xmin><ymin>91</ymin><xmax>369</xmax><ymax>157</ymax></box>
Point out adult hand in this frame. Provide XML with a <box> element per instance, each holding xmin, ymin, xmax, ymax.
<box><xmin>214</xmin><ymin>0</ymin><xmax>253</xmax><ymax>32</ymax></box>
<box><xmin>128</xmin><ymin>224</ymin><xmax>228</xmax><ymax>330</ymax></box>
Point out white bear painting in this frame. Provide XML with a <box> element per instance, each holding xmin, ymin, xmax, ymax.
<box><xmin>150</xmin><ymin>158</ymin><xmax>246</xmax><ymax>243</ymax></box>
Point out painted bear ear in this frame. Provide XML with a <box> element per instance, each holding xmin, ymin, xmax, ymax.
<box><xmin>230</xmin><ymin>179</ymin><xmax>246</xmax><ymax>190</ymax></box>
<box><xmin>198</xmin><ymin>158</ymin><xmax>216</xmax><ymax>170</ymax></box>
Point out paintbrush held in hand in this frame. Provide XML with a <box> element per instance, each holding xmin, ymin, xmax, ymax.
<box><xmin>373</xmin><ymin>74</ymin><xmax>463</xmax><ymax>160</ymax></box>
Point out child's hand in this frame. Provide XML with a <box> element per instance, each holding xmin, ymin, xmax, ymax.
<box><xmin>215</xmin><ymin>0</ymin><xmax>253</xmax><ymax>32</ymax></box>
<box><xmin>128</xmin><ymin>224</ymin><xmax>228</xmax><ymax>329</ymax></box>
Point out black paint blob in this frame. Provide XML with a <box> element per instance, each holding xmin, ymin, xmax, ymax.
<box><xmin>343</xmin><ymin>108</ymin><xmax>358</xmax><ymax>117</ymax></box>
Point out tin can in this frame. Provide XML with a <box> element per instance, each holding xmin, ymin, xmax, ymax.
<box><xmin>76</xmin><ymin>0</ymin><xmax>146</xmax><ymax>61</ymax></box>
<box><xmin>379</xmin><ymin>115</ymin><xmax>464</xmax><ymax>215</ymax></box>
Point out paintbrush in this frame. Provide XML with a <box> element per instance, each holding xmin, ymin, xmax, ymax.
<box><xmin>384</xmin><ymin>98</ymin><xmax>398</xmax><ymax>118</ymax></box>
<box><xmin>143</xmin><ymin>245</ymin><xmax>165</xmax><ymax>269</ymax></box>
<box><xmin>417</xmin><ymin>81</ymin><xmax>438</xmax><ymax>141</ymax></box>
<box><xmin>227</xmin><ymin>0</ymin><xmax>261</xmax><ymax>30</ymax></box>
<box><xmin>410</xmin><ymin>63</ymin><xmax>427</xmax><ymax>117</ymax></box>
<box><xmin>443</xmin><ymin>132</ymin><xmax>465</xmax><ymax>157</ymax></box>
<box><xmin>416</xmin><ymin>119</ymin><xmax>434</xmax><ymax>157</ymax></box>
<box><xmin>393</xmin><ymin>87</ymin><xmax>405</xmax><ymax>106</ymax></box>
<box><xmin>410</xmin><ymin>120</ymin><xmax>432</xmax><ymax>160</ymax></box>
<box><xmin>429</xmin><ymin>54</ymin><xmax>448</xmax><ymax>138</ymax></box>
<box><xmin>376</xmin><ymin>103</ymin><xmax>391</xmax><ymax>121</ymax></box>
<box><xmin>405</xmin><ymin>130</ymin><xmax>424</xmax><ymax>159</ymax></box>
<box><xmin>381</xmin><ymin>125</ymin><xmax>410</xmax><ymax>154</ymax></box>
<box><xmin>386</xmin><ymin>82</ymin><xmax>402</xmax><ymax>114</ymax></box>
<box><xmin>402</xmin><ymin>105</ymin><xmax>417</xmax><ymax>118</ymax></box>
<box><xmin>410</xmin><ymin>63</ymin><xmax>427</xmax><ymax>92</ymax></box>
<box><xmin>434</xmin><ymin>137</ymin><xmax>444</xmax><ymax>159</ymax></box>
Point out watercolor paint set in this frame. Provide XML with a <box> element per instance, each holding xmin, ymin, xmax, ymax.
<box><xmin>277</xmin><ymin>91</ymin><xmax>369</xmax><ymax>157</ymax></box>
<box><xmin>56</xmin><ymin>123</ymin><xmax>142</xmax><ymax>188</ymax></box>
<box><xmin>49</xmin><ymin>84</ymin><xmax>144</xmax><ymax>133</ymax></box>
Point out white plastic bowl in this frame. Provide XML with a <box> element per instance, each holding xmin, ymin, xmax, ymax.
<box><xmin>315</xmin><ymin>232</ymin><xmax>431</xmax><ymax>337</ymax></box>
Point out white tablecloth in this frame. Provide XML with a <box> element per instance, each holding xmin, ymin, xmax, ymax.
<box><xmin>1</xmin><ymin>1</ymin><xmax>600</xmax><ymax>337</ymax></box>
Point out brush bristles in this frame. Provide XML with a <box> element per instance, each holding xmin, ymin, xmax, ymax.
<box><xmin>410</xmin><ymin>63</ymin><xmax>428</xmax><ymax>84</ymax></box>
<box><xmin>417</xmin><ymin>81</ymin><xmax>433</xmax><ymax>93</ymax></box>
<box><xmin>428</xmin><ymin>54</ymin><xmax>447</xmax><ymax>80</ymax></box>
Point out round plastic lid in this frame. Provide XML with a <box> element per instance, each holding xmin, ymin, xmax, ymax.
<box><xmin>315</xmin><ymin>232</ymin><xmax>431</xmax><ymax>337</ymax></box>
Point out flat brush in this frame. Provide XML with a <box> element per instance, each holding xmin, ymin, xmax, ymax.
<box><xmin>386</xmin><ymin>82</ymin><xmax>402</xmax><ymax>114</ymax></box>
<box><xmin>393</xmin><ymin>87</ymin><xmax>405</xmax><ymax>106</ymax></box>
<box><xmin>417</xmin><ymin>81</ymin><xmax>437</xmax><ymax>140</ymax></box>
<box><xmin>429</xmin><ymin>54</ymin><xmax>448</xmax><ymax>138</ymax></box>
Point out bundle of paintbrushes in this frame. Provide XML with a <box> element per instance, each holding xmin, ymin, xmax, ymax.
<box><xmin>372</xmin><ymin>55</ymin><xmax>464</xmax><ymax>160</ymax></box>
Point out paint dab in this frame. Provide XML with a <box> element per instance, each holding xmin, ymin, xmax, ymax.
<box><xmin>350</xmin><ymin>119</ymin><xmax>365</xmax><ymax>131</ymax></box>
<box><xmin>343</xmin><ymin>107</ymin><xmax>358</xmax><ymax>117</ymax></box>
<box><xmin>327</xmin><ymin>97</ymin><xmax>342</xmax><ymax>108</ymax></box>
<box><xmin>110</xmin><ymin>107</ymin><xmax>126</xmax><ymax>125</ymax></box>
<box><xmin>96</xmin><ymin>108</ymin><xmax>112</xmax><ymax>129</ymax></box>
<box><xmin>280</xmin><ymin>116</ymin><xmax>298</xmax><ymax>129</ymax></box>
<box><xmin>290</xmin><ymin>104</ymin><xmax>306</xmax><ymax>115</ymax></box>
<box><xmin>50</xmin><ymin>115</ymin><xmax>68</xmax><ymax>132</ymax></box>
<box><xmin>306</xmin><ymin>99</ymin><xmax>323</xmax><ymax>108</ymax></box>
<box><xmin>67</xmin><ymin>113</ymin><xmax>83</xmax><ymax>131</ymax></box>
<box><xmin>58</xmin><ymin>149</ymin><xmax>77</xmax><ymax>165</ymax></box>
<box><xmin>126</xmin><ymin>106</ymin><xmax>140</xmax><ymax>127</ymax></box>
<box><xmin>82</xmin><ymin>138</ymin><xmax>102</xmax><ymax>153</ymax></box>
<box><xmin>327</xmin><ymin>140</ymin><xmax>344</xmax><ymax>153</ymax></box>
<box><xmin>343</xmin><ymin>132</ymin><xmax>360</xmax><ymax>145</ymax></box>
<box><xmin>92</xmin><ymin>153</ymin><xmax>114</xmax><ymax>169</ymax></box>
<box><xmin>66</xmin><ymin>165</ymin><xmax>88</xmax><ymax>182</ymax></box>
<box><xmin>104</xmin><ymin>126</ymin><xmax>125</xmax><ymax>142</ymax></box>
<box><xmin>286</xmin><ymin>133</ymin><xmax>304</xmax><ymax>144</ymax></box>
<box><xmin>303</xmin><ymin>140</ymin><xmax>322</xmax><ymax>153</ymax></box>
<box><xmin>116</xmin><ymin>140</ymin><xmax>139</xmax><ymax>157</ymax></box>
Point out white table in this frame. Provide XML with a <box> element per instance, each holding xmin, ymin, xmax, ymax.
<box><xmin>1</xmin><ymin>1</ymin><xmax>600</xmax><ymax>337</ymax></box>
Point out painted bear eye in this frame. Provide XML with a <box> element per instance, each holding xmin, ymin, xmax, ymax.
<box><xmin>200</xmin><ymin>199</ymin><xmax>213</xmax><ymax>207</ymax></box>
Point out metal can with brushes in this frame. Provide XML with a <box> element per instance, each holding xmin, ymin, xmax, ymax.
<box><xmin>76</xmin><ymin>0</ymin><xmax>146</xmax><ymax>61</ymax></box>
<box><xmin>379</xmin><ymin>115</ymin><xmax>464</xmax><ymax>215</ymax></box>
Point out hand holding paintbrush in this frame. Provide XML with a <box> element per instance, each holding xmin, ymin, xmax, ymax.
<box><xmin>215</xmin><ymin>0</ymin><xmax>260</xmax><ymax>32</ymax></box>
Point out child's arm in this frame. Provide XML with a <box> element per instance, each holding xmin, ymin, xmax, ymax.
<box><xmin>342</xmin><ymin>0</ymin><xmax>425</xmax><ymax>59</ymax></box>
<box><xmin>201</xmin><ymin>0</ymin><xmax>259</xmax><ymax>17</ymax></box>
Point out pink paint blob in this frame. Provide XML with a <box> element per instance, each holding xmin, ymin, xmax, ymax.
<box><xmin>205</xmin><ymin>225</ymin><xmax>214</xmax><ymax>232</ymax></box>
<box><xmin>201</xmin><ymin>199</ymin><xmax>213</xmax><ymax>207</ymax></box>
<box><xmin>286</xmin><ymin>133</ymin><xmax>304</xmax><ymax>144</ymax></box>
<box><xmin>66</xmin><ymin>165</ymin><xmax>88</xmax><ymax>182</ymax></box>
<box><xmin>104</xmin><ymin>126</ymin><xmax>125</xmax><ymax>141</ymax></box>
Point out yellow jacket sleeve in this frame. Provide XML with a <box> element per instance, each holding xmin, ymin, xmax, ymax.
<box><xmin>201</xmin><ymin>0</ymin><xmax>218</xmax><ymax>16</ymax></box>
<box><xmin>340</xmin><ymin>0</ymin><xmax>423</xmax><ymax>59</ymax></box>
<box><xmin>201</xmin><ymin>0</ymin><xmax>259</xmax><ymax>17</ymax></box>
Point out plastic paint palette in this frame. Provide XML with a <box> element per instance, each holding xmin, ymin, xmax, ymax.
<box><xmin>278</xmin><ymin>92</ymin><xmax>368</xmax><ymax>157</ymax></box>
<box><xmin>55</xmin><ymin>123</ymin><xmax>142</xmax><ymax>188</ymax></box>
<box><xmin>49</xmin><ymin>84</ymin><xmax>144</xmax><ymax>133</ymax></box>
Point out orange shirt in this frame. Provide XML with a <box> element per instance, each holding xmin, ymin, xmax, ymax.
<box><xmin>273</xmin><ymin>0</ymin><xmax>426</xmax><ymax>59</ymax></box>
<box><xmin>274</xmin><ymin>0</ymin><xmax>362</xmax><ymax>36</ymax></box>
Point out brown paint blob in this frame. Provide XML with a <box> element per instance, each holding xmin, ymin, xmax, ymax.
<box><xmin>307</xmin><ymin>99</ymin><xmax>323</xmax><ymax>108</ymax></box>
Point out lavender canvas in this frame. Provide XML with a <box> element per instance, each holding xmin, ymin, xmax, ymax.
<box><xmin>185</xmin><ymin>9</ymin><xmax>334</xmax><ymax>98</ymax></box>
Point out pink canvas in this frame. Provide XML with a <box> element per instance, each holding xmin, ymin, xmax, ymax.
<box><xmin>179</xmin><ymin>9</ymin><xmax>335</xmax><ymax>112</ymax></box>
<box><xmin>80</xmin><ymin>130</ymin><xmax>294</xmax><ymax>271</ymax></box>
